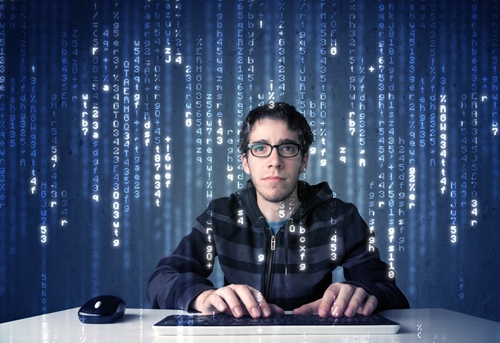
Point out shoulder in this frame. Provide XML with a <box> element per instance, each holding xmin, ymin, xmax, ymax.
<box><xmin>330</xmin><ymin>197</ymin><xmax>359</xmax><ymax>214</ymax></box>
<box><xmin>301</xmin><ymin>181</ymin><xmax>358</xmax><ymax>215</ymax></box>
<box><xmin>197</xmin><ymin>191</ymin><xmax>244</xmax><ymax>220</ymax></box>
<box><xmin>306</xmin><ymin>194</ymin><xmax>366</xmax><ymax>233</ymax></box>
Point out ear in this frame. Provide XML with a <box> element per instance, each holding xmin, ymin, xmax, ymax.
<box><xmin>301</xmin><ymin>153</ymin><xmax>309</xmax><ymax>173</ymax></box>
<box><xmin>242</xmin><ymin>153</ymin><xmax>251</xmax><ymax>174</ymax></box>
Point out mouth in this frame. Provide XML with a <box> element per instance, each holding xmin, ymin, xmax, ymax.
<box><xmin>263</xmin><ymin>176</ymin><xmax>286</xmax><ymax>182</ymax></box>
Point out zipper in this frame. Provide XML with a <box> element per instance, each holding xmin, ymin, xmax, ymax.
<box><xmin>264</xmin><ymin>228</ymin><xmax>277</xmax><ymax>300</ymax></box>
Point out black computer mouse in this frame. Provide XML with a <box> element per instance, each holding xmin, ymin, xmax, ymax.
<box><xmin>78</xmin><ymin>295</ymin><xmax>126</xmax><ymax>324</ymax></box>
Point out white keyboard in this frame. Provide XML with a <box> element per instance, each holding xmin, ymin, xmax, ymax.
<box><xmin>153</xmin><ymin>313</ymin><xmax>401</xmax><ymax>336</ymax></box>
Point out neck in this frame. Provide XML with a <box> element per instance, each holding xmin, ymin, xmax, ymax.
<box><xmin>257</xmin><ymin>192</ymin><xmax>299</xmax><ymax>222</ymax></box>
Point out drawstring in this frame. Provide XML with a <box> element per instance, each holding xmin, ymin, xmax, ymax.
<box><xmin>284</xmin><ymin>218</ymin><xmax>292</xmax><ymax>276</ymax></box>
<box><xmin>259</xmin><ymin>216</ymin><xmax>268</xmax><ymax>256</ymax></box>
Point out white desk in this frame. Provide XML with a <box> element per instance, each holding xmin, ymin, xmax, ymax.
<box><xmin>1</xmin><ymin>308</ymin><xmax>499</xmax><ymax>342</ymax></box>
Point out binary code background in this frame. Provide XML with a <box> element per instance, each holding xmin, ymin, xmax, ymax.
<box><xmin>1</xmin><ymin>0</ymin><xmax>499</xmax><ymax>323</ymax></box>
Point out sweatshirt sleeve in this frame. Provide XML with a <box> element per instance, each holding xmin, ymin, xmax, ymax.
<box><xmin>340</xmin><ymin>204</ymin><xmax>410</xmax><ymax>311</ymax></box>
<box><xmin>147</xmin><ymin>218</ymin><xmax>217</xmax><ymax>310</ymax></box>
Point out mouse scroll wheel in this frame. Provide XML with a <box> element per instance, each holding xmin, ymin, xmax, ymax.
<box><xmin>94</xmin><ymin>301</ymin><xmax>102</xmax><ymax>309</ymax></box>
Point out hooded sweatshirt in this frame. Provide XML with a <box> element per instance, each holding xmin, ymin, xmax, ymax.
<box><xmin>147</xmin><ymin>180</ymin><xmax>410</xmax><ymax>312</ymax></box>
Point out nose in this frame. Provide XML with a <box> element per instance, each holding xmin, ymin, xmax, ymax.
<box><xmin>267</xmin><ymin>146</ymin><xmax>283</xmax><ymax>168</ymax></box>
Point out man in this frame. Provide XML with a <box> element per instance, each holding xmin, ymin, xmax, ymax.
<box><xmin>147</xmin><ymin>102</ymin><xmax>409</xmax><ymax>318</ymax></box>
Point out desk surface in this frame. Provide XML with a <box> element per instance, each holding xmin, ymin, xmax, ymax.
<box><xmin>1</xmin><ymin>308</ymin><xmax>499</xmax><ymax>343</ymax></box>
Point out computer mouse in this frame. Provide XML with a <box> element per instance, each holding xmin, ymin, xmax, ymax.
<box><xmin>78</xmin><ymin>295</ymin><xmax>126</xmax><ymax>324</ymax></box>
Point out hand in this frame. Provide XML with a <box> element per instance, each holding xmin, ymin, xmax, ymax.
<box><xmin>191</xmin><ymin>284</ymin><xmax>284</xmax><ymax>318</ymax></box>
<box><xmin>292</xmin><ymin>283</ymin><xmax>378</xmax><ymax>318</ymax></box>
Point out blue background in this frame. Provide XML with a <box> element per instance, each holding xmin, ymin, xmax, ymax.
<box><xmin>1</xmin><ymin>0</ymin><xmax>499</xmax><ymax>323</ymax></box>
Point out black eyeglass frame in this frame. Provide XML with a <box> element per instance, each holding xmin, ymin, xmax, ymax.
<box><xmin>246</xmin><ymin>142</ymin><xmax>303</xmax><ymax>158</ymax></box>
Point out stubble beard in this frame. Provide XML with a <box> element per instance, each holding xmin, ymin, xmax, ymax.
<box><xmin>254</xmin><ymin>169</ymin><xmax>301</xmax><ymax>204</ymax></box>
<box><xmin>256</xmin><ymin>183</ymin><xmax>298</xmax><ymax>203</ymax></box>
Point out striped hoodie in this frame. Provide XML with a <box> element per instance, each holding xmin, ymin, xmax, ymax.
<box><xmin>147</xmin><ymin>180</ymin><xmax>410</xmax><ymax>311</ymax></box>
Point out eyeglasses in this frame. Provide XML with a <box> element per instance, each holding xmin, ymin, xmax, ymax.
<box><xmin>247</xmin><ymin>142</ymin><xmax>302</xmax><ymax>158</ymax></box>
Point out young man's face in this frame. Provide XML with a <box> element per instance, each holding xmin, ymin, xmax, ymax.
<box><xmin>242</xmin><ymin>118</ymin><xmax>308</xmax><ymax>206</ymax></box>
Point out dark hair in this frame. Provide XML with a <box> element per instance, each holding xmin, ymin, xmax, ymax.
<box><xmin>239</xmin><ymin>102</ymin><xmax>314</xmax><ymax>155</ymax></box>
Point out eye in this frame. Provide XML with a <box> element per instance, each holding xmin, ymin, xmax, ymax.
<box><xmin>253</xmin><ymin>144</ymin><xmax>267</xmax><ymax>152</ymax></box>
<box><xmin>250</xmin><ymin>144</ymin><xmax>270</xmax><ymax>155</ymax></box>
<box><xmin>280</xmin><ymin>144</ymin><xmax>298</xmax><ymax>154</ymax></box>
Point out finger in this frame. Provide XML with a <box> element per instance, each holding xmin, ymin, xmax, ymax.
<box><xmin>356</xmin><ymin>295</ymin><xmax>378</xmax><ymax>316</ymax></box>
<box><xmin>268</xmin><ymin>303</ymin><xmax>285</xmax><ymax>315</ymax></box>
<box><xmin>317</xmin><ymin>283</ymin><xmax>343</xmax><ymax>317</ymax></box>
<box><xmin>215</xmin><ymin>286</ymin><xmax>247</xmax><ymax>317</ymax></box>
<box><xmin>240</xmin><ymin>286</ymin><xmax>278</xmax><ymax>318</ymax></box>
<box><xmin>218</xmin><ymin>285</ymin><xmax>269</xmax><ymax>318</ymax></box>
<box><xmin>292</xmin><ymin>299</ymin><xmax>321</xmax><ymax>315</ymax></box>
<box><xmin>253</xmin><ymin>291</ymin><xmax>276</xmax><ymax>318</ymax></box>
<box><xmin>234</xmin><ymin>285</ymin><xmax>264</xmax><ymax>318</ymax></box>
<box><xmin>199</xmin><ymin>291</ymin><xmax>229</xmax><ymax>315</ymax></box>
<box><xmin>330</xmin><ymin>284</ymin><xmax>356</xmax><ymax>317</ymax></box>
<box><xmin>338</xmin><ymin>287</ymin><xmax>377</xmax><ymax>317</ymax></box>
<box><xmin>341</xmin><ymin>286</ymin><xmax>370</xmax><ymax>317</ymax></box>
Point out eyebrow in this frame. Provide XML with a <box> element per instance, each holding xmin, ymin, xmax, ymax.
<box><xmin>250</xmin><ymin>138</ymin><xmax>300</xmax><ymax>145</ymax></box>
